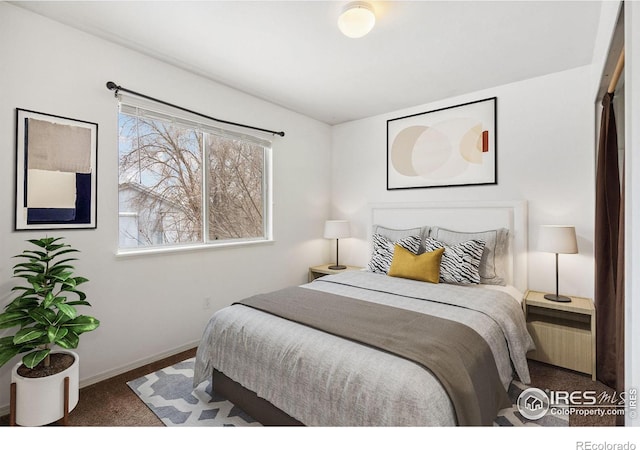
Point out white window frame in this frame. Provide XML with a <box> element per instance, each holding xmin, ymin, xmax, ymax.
<box><xmin>116</xmin><ymin>96</ymin><xmax>273</xmax><ymax>256</ymax></box>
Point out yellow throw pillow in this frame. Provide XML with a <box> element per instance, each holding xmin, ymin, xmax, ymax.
<box><xmin>388</xmin><ymin>245</ymin><xmax>444</xmax><ymax>283</ymax></box>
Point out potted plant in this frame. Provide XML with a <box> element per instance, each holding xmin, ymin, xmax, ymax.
<box><xmin>0</xmin><ymin>237</ymin><xmax>100</xmax><ymax>426</ymax></box>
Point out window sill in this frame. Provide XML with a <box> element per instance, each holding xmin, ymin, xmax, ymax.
<box><xmin>115</xmin><ymin>238</ymin><xmax>274</xmax><ymax>258</ymax></box>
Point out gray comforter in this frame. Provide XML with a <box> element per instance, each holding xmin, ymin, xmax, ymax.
<box><xmin>194</xmin><ymin>271</ymin><xmax>535</xmax><ymax>426</ymax></box>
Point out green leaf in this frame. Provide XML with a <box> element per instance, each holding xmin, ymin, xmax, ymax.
<box><xmin>43</xmin><ymin>291</ymin><xmax>55</xmax><ymax>308</ymax></box>
<box><xmin>14</xmin><ymin>250</ymin><xmax>48</xmax><ymax>259</ymax></box>
<box><xmin>0</xmin><ymin>311</ymin><xmax>32</xmax><ymax>329</ymax></box>
<box><xmin>57</xmin><ymin>331</ymin><xmax>79</xmax><ymax>349</ymax></box>
<box><xmin>49</xmin><ymin>248</ymin><xmax>79</xmax><ymax>260</ymax></box>
<box><xmin>55</xmin><ymin>327</ymin><xmax>69</xmax><ymax>342</ymax></box>
<box><xmin>52</xmin><ymin>271</ymin><xmax>73</xmax><ymax>282</ymax></box>
<box><xmin>73</xmin><ymin>277</ymin><xmax>89</xmax><ymax>286</ymax></box>
<box><xmin>53</xmin><ymin>310</ymin><xmax>71</xmax><ymax>326</ymax></box>
<box><xmin>51</xmin><ymin>295</ymin><xmax>67</xmax><ymax>305</ymax></box>
<box><xmin>29</xmin><ymin>308</ymin><xmax>56</xmax><ymax>325</ymax></box>
<box><xmin>11</xmin><ymin>285</ymin><xmax>33</xmax><ymax>291</ymax></box>
<box><xmin>47</xmin><ymin>325</ymin><xmax>57</xmax><ymax>342</ymax></box>
<box><xmin>13</xmin><ymin>328</ymin><xmax>47</xmax><ymax>345</ymax></box>
<box><xmin>27</xmin><ymin>238</ymin><xmax>51</xmax><ymax>249</ymax></box>
<box><xmin>14</xmin><ymin>273</ymin><xmax>38</xmax><ymax>286</ymax></box>
<box><xmin>13</xmin><ymin>258</ymin><xmax>43</xmax><ymax>264</ymax></box>
<box><xmin>57</xmin><ymin>303</ymin><xmax>78</xmax><ymax>320</ymax></box>
<box><xmin>65</xmin><ymin>300</ymin><xmax>92</xmax><ymax>307</ymax></box>
<box><xmin>60</xmin><ymin>279</ymin><xmax>77</xmax><ymax>290</ymax></box>
<box><xmin>22</xmin><ymin>349</ymin><xmax>50</xmax><ymax>369</ymax></box>
<box><xmin>45</xmin><ymin>243</ymin><xmax>67</xmax><ymax>252</ymax></box>
<box><xmin>50</xmin><ymin>257</ymin><xmax>78</xmax><ymax>268</ymax></box>
<box><xmin>65</xmin><ymin>289</ymin><xmax>87</xmax><ymax>301</ymax></box>
<box><xmin>45</xmin><ymin>236</ymin><xmax>65</xmax><ymax>244</ymax></box>
<box><xmin>0</xmin><ymin>336</ymin><xmax>16</xmax><ymax>348</ymax></box>
<box><xmin>9</xmin><ymin>288</ymin><xmax>38</xmax><ymax>297</ymax></box>
<box><xmin>28</xmin><ymin>277</ymin><xmax>46</xmax><ymax>292</ymax></box>
<box><xmin>5</xmin><ymin>296</ymin><xmax>40</xmax><ymax>312</ymax></box>
<box><xmin>13</xmin><ymin>273</ymin><xmax>37</xmax><ymax>281</ymax></box>
<box><xmin>47</xmin><ymin>326</ymin><xmax>68</xmax><ymax>343</ymax></box>
<box><xmin>49</xmin><ymin>264</ymin><xmax>75</xmax><ymax>273</ymax></box>
<box><xmin>13</xmin><ymin>261</ymin><xmax>45</xmax><ymax>273</ymax></box>
<box><xmin>0</xmin><ymin>347</ymin><xmax>22</xmax><ymax>368</ymax></box>
<box><xmin>63</xmin><ymin>315</ymin><xmax>100</xmax><ymax>333</ymax></box>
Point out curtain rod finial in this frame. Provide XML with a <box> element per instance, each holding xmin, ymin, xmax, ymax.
<box><xmin>106</xmin><ymin>81</ymin><xmax>121</xmax><ymax>98</ymax></box>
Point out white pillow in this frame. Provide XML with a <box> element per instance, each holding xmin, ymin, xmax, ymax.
<box><xmin>372</xmin><ymin>224</ymin><xmax>430</xmax><ymax>253</ymax></box>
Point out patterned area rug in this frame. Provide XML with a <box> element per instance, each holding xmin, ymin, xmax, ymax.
<box><xmin>127</xmin><ymin>358</ymin><xmax>568</xmax><ymax>427</ymax></box>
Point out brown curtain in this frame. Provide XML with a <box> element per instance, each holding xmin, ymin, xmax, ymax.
<box><xmin>594</xmin><ymin>92</ymin><xmax>624</xmax><ymax>394</ymax></box>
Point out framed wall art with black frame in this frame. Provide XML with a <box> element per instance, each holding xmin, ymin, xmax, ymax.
<box><xmin>387</xmin><ymin>97</ymin><xmax>497</xmax><ymax>190</ymax></box>
<box><xmin>15</xmin><ymin>108</ymin><xmax>98</xmax><ymax>230</ymax></box>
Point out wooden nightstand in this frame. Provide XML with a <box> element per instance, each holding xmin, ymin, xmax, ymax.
<box><xmin>308</xmin><ymin>264</ymin><xmax>363</xmax><ymax>282</ymax></box>
<box><xmin>523</xmin><ymin>290</ymin><xmax>596</xmax><ymax>380</ymax></box>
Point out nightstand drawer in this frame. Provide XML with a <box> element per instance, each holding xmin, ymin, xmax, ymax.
<box><xmin>527</xmin><ymin>320</ymin><xmax>592</xmax><ymax>374</ymax></box>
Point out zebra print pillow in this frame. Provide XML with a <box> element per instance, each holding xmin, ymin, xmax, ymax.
<box><xmin>423</xmin><ymin>237</ymin><xmax>485</xmax><ymax>284</ymax></box>
<box><xmin>430</xmin><ymin>227</ymin><xmax>509</xmax><ymax>285</ymax></box>
<box><xmin>367</xmin><ymin>234</ymin><xmax>421</xmax><ymax>274</ymax></box>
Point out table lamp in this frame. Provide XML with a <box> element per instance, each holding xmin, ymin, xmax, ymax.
<box><xmin>324</xmin><ymin>220</ymin><xmax>350</xmax><ymax>270</ymax></box>
<box><xmin>538</xmin><ymin>225</ymin><xmax>578</xmax><ymax>302</ymax></box>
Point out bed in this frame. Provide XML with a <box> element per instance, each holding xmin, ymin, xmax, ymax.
<box><xmin>193</xmin><ymin>201</ymin><xmax>535</xmax><ymax>426</ymax></box>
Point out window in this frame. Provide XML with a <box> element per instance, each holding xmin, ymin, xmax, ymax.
<box><xmin>118</xmin><ymin>101</ymin><xmax>271</xmax><ymax>251</ymax></box>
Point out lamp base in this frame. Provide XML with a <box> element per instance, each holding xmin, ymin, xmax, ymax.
<box><xmin>544</xmin><ymin>293</ymin><xmax>572</xmax><ymax>303</ymax></box>
<box><xmin>328</xmin><ymin>265</ymin><xmax>347</xmax><ymax>270</ymax></box>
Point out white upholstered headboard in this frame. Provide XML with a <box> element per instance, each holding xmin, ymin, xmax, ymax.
<box><xmin>369</xmin><ymin>200</ymin><xmax>528</xmax><ymax>292</ymax></box>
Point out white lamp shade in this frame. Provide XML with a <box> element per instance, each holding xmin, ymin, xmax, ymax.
<box><xmin>324</xmin><ymin>220</ymin><xmax>351</xmax><ymax>239</ymax></box>
<box><xmin>338</xmin><ymin>2</ymin><xmax>376</xmax><ymax>38</ymax></box>
<box><xmin>538</xmin><ymin>225</ymin><xmax>578</xmax><ymax>254</ymax></box>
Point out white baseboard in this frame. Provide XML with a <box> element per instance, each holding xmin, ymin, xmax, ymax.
<box><xmin>0</xmin><ymin>340</ymin><xmax>200</xmax><ymax>419</ymax></box>
<box><xmin>78</xmin><ymin>340</ymin><xmax>199</xmax><ymax>388</ymax></box>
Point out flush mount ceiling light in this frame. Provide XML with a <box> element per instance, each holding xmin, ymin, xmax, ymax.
<box><xmin>338</xmin><ymin>1</ymin><xmax>376</xmax><ymax>38</ymax></box>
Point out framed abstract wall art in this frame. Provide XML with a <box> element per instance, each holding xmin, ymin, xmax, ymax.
<box><xmin>15</xmin><ymin>109</ymin><xmax>98</xmax><ymax>230</ymax></box>
<box><xmin>387</xmin><ymin>97</ymin><xmax>497</xmax><ymax>190</ymax></box>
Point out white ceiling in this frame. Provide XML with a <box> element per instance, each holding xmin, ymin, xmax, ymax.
<box><xmin>13</xmin><ymin>1</ymin><xmax>603</xmax><ymax>125</ymax></box>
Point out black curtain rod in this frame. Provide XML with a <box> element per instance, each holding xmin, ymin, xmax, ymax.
<box><xmin>106</xmin><ymin>81</ymin><xmax>285</xmax><ymax>137</ymax></box>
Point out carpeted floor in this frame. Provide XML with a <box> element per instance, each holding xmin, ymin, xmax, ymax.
<box><xmin>0</xmin><ymin>348</ymin><xmax>616</xmax><ymax>427</ymax></box>
<box><xmin>0</xmin><ymin>348</ymin><xmax>196</xmax><ymax>427</ymax></box>
<box><xmin>529</xmin><ymin>358</ymin><xmax>617</xmax><ymax>427</ymax></box>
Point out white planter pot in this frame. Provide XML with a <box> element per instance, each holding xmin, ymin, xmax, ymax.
<box><xmin>11</xmin><ymin>350</ymin><xmax>80</xmax><ymax>426</ymax></box>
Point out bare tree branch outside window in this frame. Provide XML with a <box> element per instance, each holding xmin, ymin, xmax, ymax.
<box><xmin>118</xmin><ymin>110</ymin><xmax>267</xmax><ymax>249</ymax></box>
<box><xmin>208</xmin><ymin>135</ymin><xmax>264</xmax><ymax>240</ymax></box>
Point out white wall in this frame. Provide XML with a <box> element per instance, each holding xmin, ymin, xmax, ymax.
<box><xmin>0</xmin><ymin>3</ymin><xmax>332</xmax><ymax>412</ymax></box>
<box><xmin>331</xmin><ymin>66</ymin><xmax>596</xmax><ymax>299</ymax></box>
